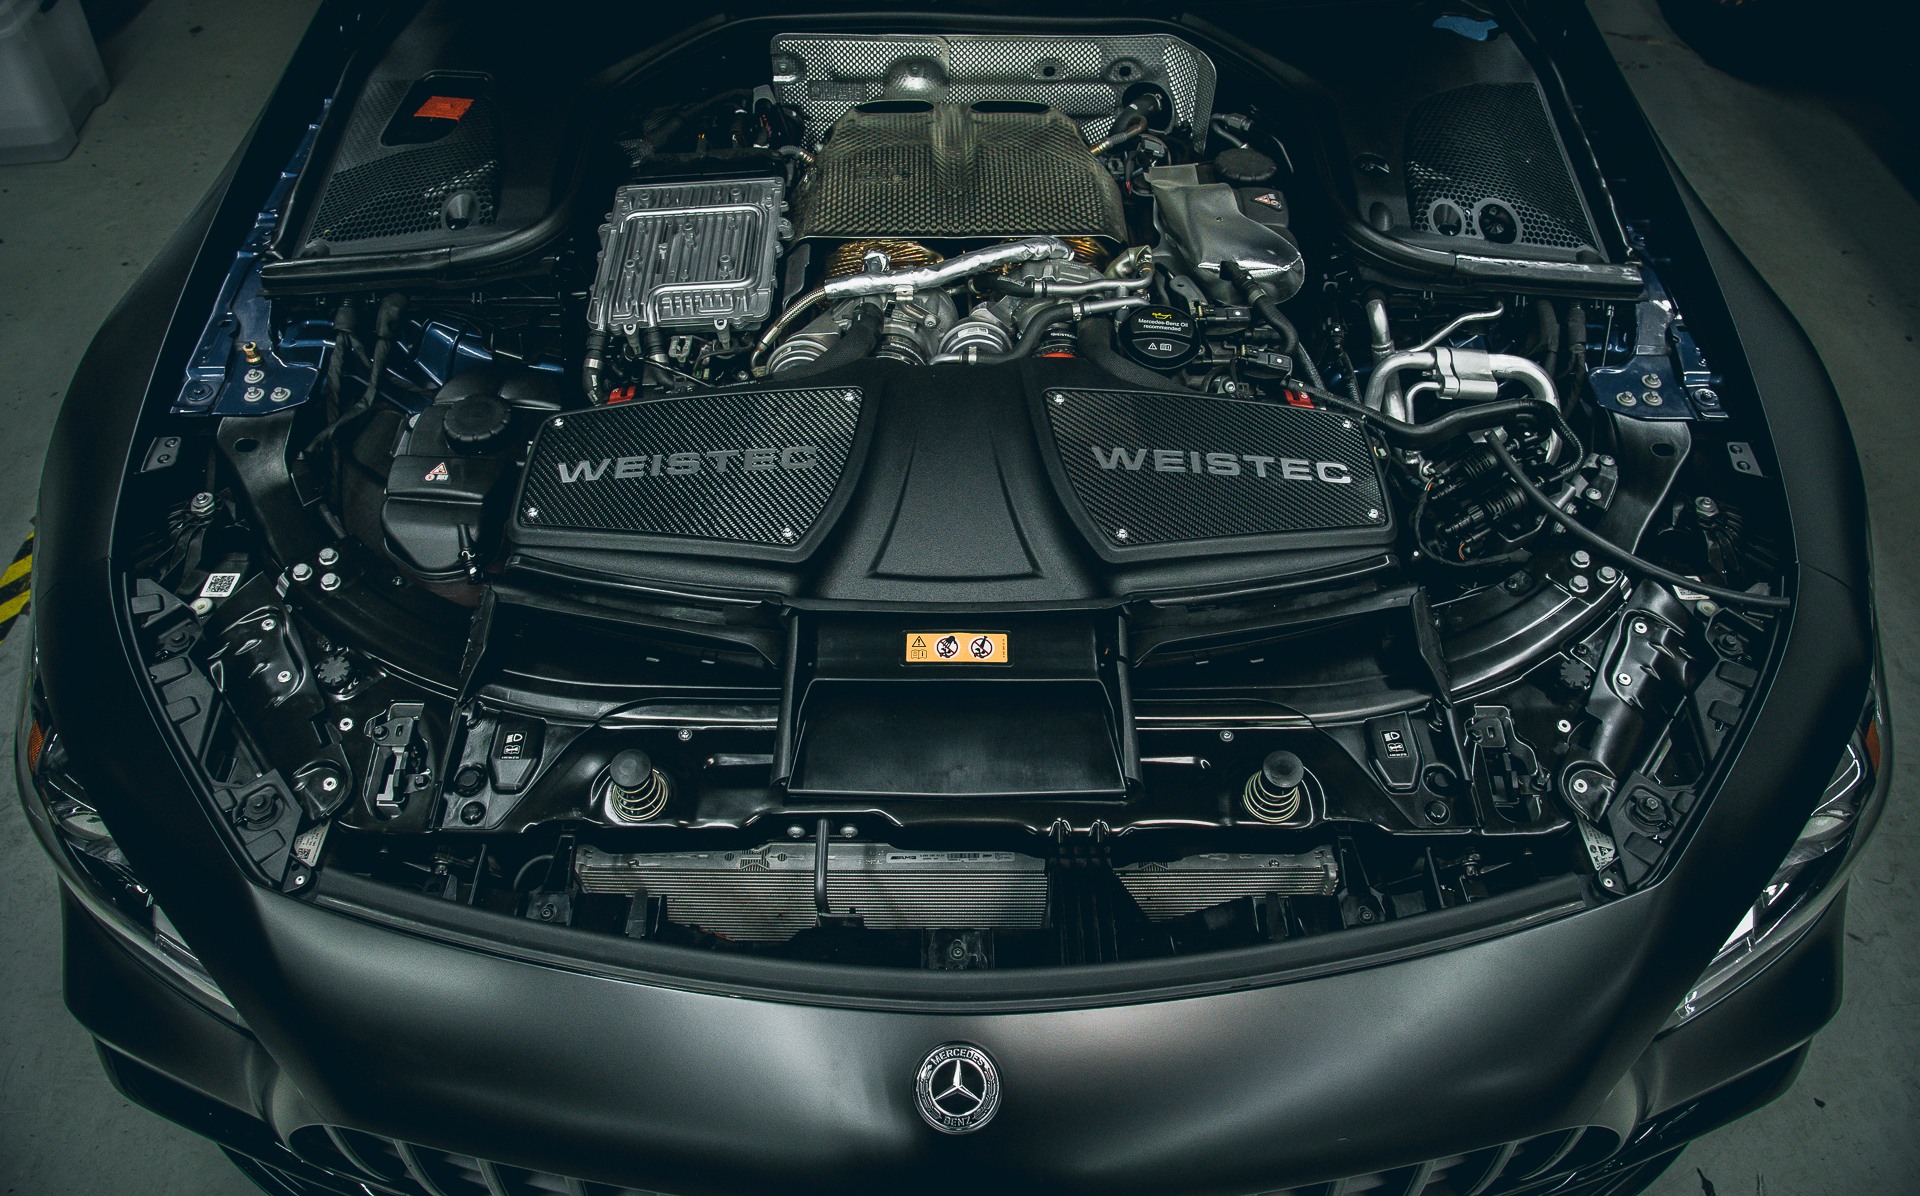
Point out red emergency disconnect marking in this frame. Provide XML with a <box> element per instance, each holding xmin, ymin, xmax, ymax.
<box><xmin>414</xmin><ymin>95</ymin><xmax>475</xmax><ymax>121</ymax></box>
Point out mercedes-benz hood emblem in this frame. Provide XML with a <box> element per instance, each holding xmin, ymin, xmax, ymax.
<box><xmin>915</xmin><ymin>1043</ymin><xmax>1001</xmax><ymax>1133</ymax></box>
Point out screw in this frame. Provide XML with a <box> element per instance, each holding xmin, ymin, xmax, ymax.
<box><xmin>292</xmin><ymin>563</ymin><xmax>313</xmax><ymax>581</ymax></box>
<box><xmin>189</xmin><ymin>491</ymin><xmax>217</xmax><ymax>517</ymax></box>
<box><xmin>1425</xmin><ymin>801</ymin><xmax>1448</xmax><ymax>823</ymax></box>
<box><xmin>1584</xmin><ymin>487</ymin><xmax>1604</xmax><ymax>503</ymax></box>
<box><xmin>1114</xmin><ymin>528</ymin><xmax>1130</xmax><ymax>541</ymax></box>
<box><xmin>1570</xmin><ymin>574</ymin><xmax>1590</xmax><ymax>594</ymax></box>
<box><xmin>191</xmin><ymin>597</ymin><xmax>213</xmax><ymax>616</ymax></box>
<box><xmin>1367</xmin><ymin>508</ymin><xmax>1381</xmax><ymax>521</ymax></box>
<box><xmin>1357</xmin><ymin>907</ymin><xmax>1376</xmax><ymax>923</ymax></box>
<box><xmin>270</xmin><ymin>387</ymin><xmax>292</xmax><ymax>403</ymax></box>
<box><xmin>276</xmin><ymin>669</ymin><xmax>293</xmax><ymax>684</ymax></box>
<box><xmin>1694</xmin><ymin>388</ymin><xmax>1719</xmax><ymax>405</ymax></box>
<box><xmin>780</xmin><ymin>527</ymin><xmax>797</xmax><ymax>542</ymax></box>
<box><xmin>338</xmin><ymin>717</ymin><xmax>354</xmax><ymax>732</ymax></box>
<box><xmin>787</xmin><ymin>825</ymin><xmax>806</xmax><ymax>839</ymax></box>
<box><xmin>844</xmin><ymin>391</ymin><xmax>859</xmax><ymax>402</ymax></box>
<box><xmin>1636</xmin><ymin>793</ymin><xmax>1665</xmax><ymax>817</ymax></box>
<box><xmin>318</xmin><ymin>547</ymin><xmax>339</xmax><ymax>565</ymax></box>
<box><xmin>320</xmin><ymin>572</ymin><xmax>341</xmax><ymax>591</ymax></box>
<box><xmin>1641</xmin><ymin>374</ymin><xmax>1662</xmax><ymax>388</ymax></box>
<box><xmin>1603</xmin><ymin>875</ymin><xmax>1618</xmax><ymax>890</ymax></box>
<box><xmin>1218</xmin><ymin>730</ymin><xmax>1235</xmax><ymax>742</ymax></box>
<box><xmin>525</xmin><ymin>507</ymin><xmax>539</xmax><ymax>520</ymax></box>
<box><xmin>1341</xmin><ymin>419</ymin><xmax>1353</xmax><ymax>429</ymax></box>
<box><xmin>321</xmin><ymin>776</ymin><xmax>340</xmax><ymax>793</ymax></box>
<box><xmin>260</xmin><ymin>618</ymin><xmax>276</xmax><ymax>631</ymax></box>
<box><xmin>244</xmin><ymin>386</ymin><xmax>266</xmax><ymax>403</ymax></box>
<box><xmin>1558</xmin><ymin>719</ymin><xmax>1574</xmax><ymax>733</ymax></box>
<box><xmin>1597</xmin><ymin>565</ymin><xmax>1618</xmax><ymax>584</ymax></box>
<box><xmin>948</xmin><ymin>940</ymin><xmax>969</xmax><ymax>961</ymax></box>
<box><xmin>1618</xmin><ymin>672</ymin><xmax>1634</xmax><ymax>687</ymax></box>
<box><xmin>1642</xmin><ymin>391</ymin><xmax>1663</xmax><ymax>407</ymax></box>
<box><xmin>1572</xmin><ymin>777</ymin><xmax>1589</xmax><ymax>794</ymax></box>
<box><xmin>243</xmin><ymin>368</ymin><xmax>266</xmax><ymax>384</ymax></box>
<box><xmin>677</xmin><ymin>729</ymin><xmax>693</xmax><ymax>742</ymax></box>
<box><xmin>1633</xmin><ymin>621</ymin><xmax>1649</xmax><ymax>634</ymax></box>
<box><xmin>1571</xmin><ymin>550</ymin><xmax>1591</xmax><ymax>569</ymax></box>
<box><xmin>1616</xmin><ymin>391</ymin><xmax>1638</xmax><ymax>407</ymax></box>
<box><xmin>461</xmin><ymin>801</ymin><xmax>486</xmax><ymax>825</ymax></box>
<box><xmin>1598</xmin><ymin>455</ymin><xmax>1615</xmax><ymax>467</ymax></box>
<box><xmin>839</xmin><ymin>824</ymin><xmax>857</xmax><ymax>839</ymax></box>
<box><xmin>539</xmin><ymin>903</ymin><xmax>555</xmax><ymax>920</ymax></box>
<box><xmin>1697</xmin><ymin>600</ymin><xmax>1719</xmax><ymax>617</ymax></box>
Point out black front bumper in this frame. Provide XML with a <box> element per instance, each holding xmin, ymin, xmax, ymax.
<box><xmin>56</xmin><ymin>853</ymin><xmax>1847</xmax><ymax>1196</ymax></box>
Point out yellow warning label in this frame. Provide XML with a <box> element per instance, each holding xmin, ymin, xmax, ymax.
<box><xmin>906</xmin><ymin>631</ymin><xmax>1009</xmax><ymax>664</ymax></box>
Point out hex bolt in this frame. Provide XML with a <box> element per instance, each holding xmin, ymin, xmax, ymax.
<box><xmin>189</xmin><ymin>491</ymin><xmax>217</xmax><ymax>517</ymax></box>
<box><xmin>291</xmin><ymin>563</ymin><xmax>313</xmax><ymax>581</ymax></box>
<box><xmin>320</xmin><ymin>775</ymin><xmax>340</xmax><ymax>793</ymax></box>
<box><xmin>1597</xmin><ymin>565</ymin><xmax>1618</xmax><ymax>584</ymax></box>
<box><xmin>1570</xmin><ymin>550</ymin><xmax>1591</xmax><ymax>569</ymax></box>
<box><xmin>1694</xmin><ymin>388</ymin><xmax>1719</xmax><ymax>405</ymax></box>
<box><xmin>317</xmin><ymin>546</ymin><xmax>339</xmax><ymax>565</ymax></box>
<box><xmin>320</xmin><ymin>573</ymin><xmax>341</xmax><ymax>591</ymax></box>
<box><xmin>539</xmin><ymin>903</ymin><xmax>555</xmax><ymax>921</ymax></box>
<box><xmin>1570</xmin><ymin>575</ymin><xmax>1590</xmax><ymax>594</ymax></box>
<box><xmin>1357</xmin><ymin>907</ymin><xmax>1376</xmax><ymax>923</ymax></box>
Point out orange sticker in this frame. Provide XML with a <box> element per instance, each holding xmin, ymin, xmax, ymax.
<box><xmin>906</xmin><ymin>632</ymin><xmax>1009</xmax><ymax>665</ymax></box>
<box><xmin>414</xmin><ymin>95</ymin><xmax>475</xmax><ymax>121</ymax></box>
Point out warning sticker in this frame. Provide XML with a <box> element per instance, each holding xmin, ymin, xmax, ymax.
<box><xmin>424</xmin><ymin>461</ymin><xmax>450</xmax><ymax>481</ymax></box>
<box><xmin>414</xmin><ymin>95</ymin><xmax>475</xmax><ymax>121</ymax></box>
<box><xmin>905</xmin><ymin>632</ymin><xmax>1008</xmax><ymax>665</ymax></box>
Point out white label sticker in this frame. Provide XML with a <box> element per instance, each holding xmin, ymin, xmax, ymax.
<box><xmin>199</xmin><ymin>572</ymin><xmax>242</xmax><ymax>599</ymax></box>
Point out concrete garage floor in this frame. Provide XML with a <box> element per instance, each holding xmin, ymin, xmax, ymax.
<box><xmin>0</xmin><ymin>0</ymin><xmax>1913</xmax><ymax>1192</ymax></box>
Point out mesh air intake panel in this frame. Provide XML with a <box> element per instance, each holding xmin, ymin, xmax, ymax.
<box><xmin>792</xmin><ymin>103</ymin><xmax>1128</xmax><ymax>242</ymax></box>
<box><xmin>306</xmin><ymin>81</ymin><xmax>501</xmax><ymax>246</ymax></box>
<box><xmin>1404</xmin><ymin>82</ymin><xmax>1597</xmax><ymax>253</ymax></box>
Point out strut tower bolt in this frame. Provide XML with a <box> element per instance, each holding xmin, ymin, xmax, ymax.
<box><xmin>317</xmin><ymin>546</ymin><xmax>339</xmax><ymax>565</ymax></box>
<box><xmin>320</xmin><ymin>572</ymin><xmax>341</xmax><ymax>591</ymax></box>
<box><xmin>1570</xmin><ymin>575</ymin><xmax>1590</xmax><ymax>594</ymax></box>
<box><xmin>1570</xmin><ymin>550</ymin><xmax>1590</xmax><ymax>569</ymax></box>
<box><xmin>291</xmin><ymin>563</ymin><xmax>312</xmax><ymax>581</ymax></box>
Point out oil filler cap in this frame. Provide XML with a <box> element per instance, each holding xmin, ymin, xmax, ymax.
<box><xmin>1118</xmin><ymin>307</ymin><xmax>1198</xmax><ymax>371</ymax></box>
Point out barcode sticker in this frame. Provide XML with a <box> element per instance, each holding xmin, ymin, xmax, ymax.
<box><xmin>199</xmin><ymin>572</ymin><xmax>242</xmax><ymax>599</ymax></box>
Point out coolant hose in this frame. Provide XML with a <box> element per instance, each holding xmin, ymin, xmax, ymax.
<box><xmin>1219</xmin><ymin>259</ymin><xmax>1322</xmax><ymax>388</ymax></box>
<box><xmin>1486</xmin><ymin>437</ymin><xmax>1792</xmax><ymax>610</ymax></box>
<box><xmin>772</xmin><ymin>306</ymin><xmax>884</xmax><ymax>379</ymax></box>
<box><xmin>582</xmin><ymin>329</ymin><xmax>609</xmax><ymax>404</ymax></box>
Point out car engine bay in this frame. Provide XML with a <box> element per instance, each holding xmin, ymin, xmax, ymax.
<box><xmin>69</xmin><ymin>8</ymin><xmax>1822</xmax><ymax>972</ymax></box>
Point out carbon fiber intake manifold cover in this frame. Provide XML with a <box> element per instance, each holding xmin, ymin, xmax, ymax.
<box><xmin>1038</xmin><ymin>388</ymin><xmax>1393</xmax><ymax>559</ymax></box>
<box><xmin>791</xmin><ymin>103</ymin><xmax>1127</xmax><ymax>243</ymax></box>
<box><xmin>511</xmin><ymin>387</ymin><xmax>864</xmax><ymax>554</ymax></box>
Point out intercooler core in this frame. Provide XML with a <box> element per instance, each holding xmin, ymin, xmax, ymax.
<box><xmin>791</xmin><ymin>102</ymin><xmax>1128</xmax><ymax>243</ymax></box>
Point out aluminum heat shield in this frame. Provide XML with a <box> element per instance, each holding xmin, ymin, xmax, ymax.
<box><xmin>771</xmin><ymin>32</ymin><xmax>1216</xmax><ymax>148</ymax></box>
<box><xmin>790</xmin><ymin>104</ymin><xmax>1126</xmax><ymax>243</ymax></box>
<box><xmin>587</xmin><ymin>178</ymin><xmax>784</xmax><ymax>333</ymax></box>
<box><xmin>575</xmin><ymin>844</ymin><xmax>1048</xmax><ymax>940</ymax></box>
<box><xmin>1116</xmin><ymin>848</ymin><xmax>1340</xmax><ymax>921</ymax></box>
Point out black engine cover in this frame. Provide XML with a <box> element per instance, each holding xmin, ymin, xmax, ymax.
<box><xmin>503</xmin><ymin>360</ymin><xmax>1394</xmax><ymax>603</ymax></box>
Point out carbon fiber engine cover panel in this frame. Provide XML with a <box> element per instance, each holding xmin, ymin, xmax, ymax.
<box><xmin>513</xmin><ymin>388</ymin><xmax>862</xmax><ymax>549</ymax></box>
<box><xmin>791</xmin><ymin>103</ymin><xmax>1127</xmax><ymax>242</ymax></box>
<box><xmin>1041</xmin><ymin>389</ymin><xmax>1392</xmax><ymax>559</ymax></box>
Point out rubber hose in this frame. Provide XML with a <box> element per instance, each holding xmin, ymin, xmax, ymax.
<box><xmin>1218</xmin><ymin>259</ymin><xmax>1323</xmax><ymax>388</ymax></box>
<box><xmin>775</xmin><ymin>307</ymin><xmax>884</xmax><ymax>378</ymax></box>
<box><xmin>1079</xmin><ymin>318</ymin><xmax>1177</xmax><ymax>389</ymax></box>
<box><xmin>936</xmin><ymin>303</ymin><xmax>1080</xmax><ymax>366</ymax></box>
<box><xmin>1486</xmin><ymin>438</ymin><xmax>1791</xmax><ymax>610</ymax></box>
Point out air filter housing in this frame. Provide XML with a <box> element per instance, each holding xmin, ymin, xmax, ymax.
<box><xmin>791</xmin><ymin>102</ymin><xmax>1128</xmax><ymax>243</ymax></box>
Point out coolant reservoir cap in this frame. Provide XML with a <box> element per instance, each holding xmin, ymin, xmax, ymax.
<box><xmin>1119</xmin><ymin>306</ymin><xmax>1199</xmax><ymax>370</ymax></box>
<box><xmin>442</xmin><ymin>393</ymin><xmax>512</xmax><ymax>452</ymax></box>
<box><xmin>1214</xmin><ymin>146</ymin><xmax>1278</xmax><ymax>186</ymax></box>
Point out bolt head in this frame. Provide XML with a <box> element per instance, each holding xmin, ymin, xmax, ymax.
<box><xmin>319</xmin><ymin>572</ymin><xmax>341</xmax><ymax>591</ymax></box>
<box><xmin>1641</xmin><ymin>373</ymin><xmax>1662</xmax><ymax>388</ymax></box>
<box><xmin>318</xmin><ymin>547</ymin><xmax>339</xmax><ymax>565</ymax></box>
<box><xmin>1598</xmin><ymin>455</ymin><xmax>1615</xmax><ymax>467</ymax></box>
<box><xmin>1697</xmin><ymin>600</ymin><xmax>1720</xmax><ymax>617</ymax></box>
<box><xmin>1558</xmin><ymin>719</ymin><xmax>1574</xmax><ymax>734</ymax></box>
<box><xmin>337</xmin><ymin>717</ymin><xmax>354</xmax><ymax>732</ymax></box>
<box><xmin>461</xmin><ymin>801</ymin><xmax>486</xmax><ymax>825</ymax></box>
<box><xmin>1571</xmin><ymin>550</ymin><xmax>1591</xmax><ymax>569</ymax></box>
<box><xmin>1218</xmin><ymin>730</ymin><xmax>1235</xmax><ymax>742</ymax></box>
<box><xmin>244</xmin><ymin>386</ymin><xmax>266</xmax><ymax>403</ymax></box>
<box><xmin>292</xmin><ymin>563</ymin><xmax>312</xmax><ymax>581</ymax></box>
<box><xmin>190</xmin><ymin>597</ymin><xmax>214</xmax><ymax>616</ymax></box>
<box><xmin>276</xmin><ymin>670</ymin><xmax>293</xmax><ymax>684</ymax></box>
<box><xmin>1603</xmin><ymin>876</ymin><xmax>1618</xmax><ymax>889</ymax></box>
<box><xmin>839</xmin><ymin>824</ymin><xmax>857</xmax><ymax>839</ymax></box>
<box><xmin>1114</xmin><ymin>528</ymin><xmax>1130</xmax><ymax>541</ymax></box>
<box><xmin>1597</xmin><ymin>566</ymin><xmax>1618</xmax><ymax>583</ymax></box>
<box><xmin>1424</xmin><ymin>800</ymin><xmax>1449</xmax><ymax>823</ymax></box>
<box><xmin>787</xmin><ymin>825</ymin><xmax>806</xmax><ymax>839</ymax></box>
<box><xmin>1633</xmin><ymin>621</ymin><xmax>1649</xmax><ymax>634</ymax></box>
<box><xmin>677</xmin><ymin>728</ymin><xmax>693</xmax><ymax>742</ymax></box>
<box><xmin>1616</xmin><ymin>391</ymin><xmax>1638</xmax><ymax>406</ymax></box>
<box><xmin>260</xmin><ymin>618</ymin><xmax>276</xmax><ymax>631</ymax></box>
<box><xmin>321</xmin><ymin>776</ymin><xmax>339</xmax><ymax>792</ymax></box>
<box><xmin>1584</xmin><ymin>487</ymin><xmax>1604</xmax><ymax>502</ymax></box>
<box><xmin>1618</xmin><ymin>672</ymin><xmax>1635</xmax><ymax>687</ymax></box>
<box><xmin>1570</xmin><ymin>574</ymin><xmax>1590</xmax><ymax>593</ymax></box>
<box><xmin>1573</xmin><ymin>778</ymin><xmax>1589</xmax><ymax>794</ymax></box>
